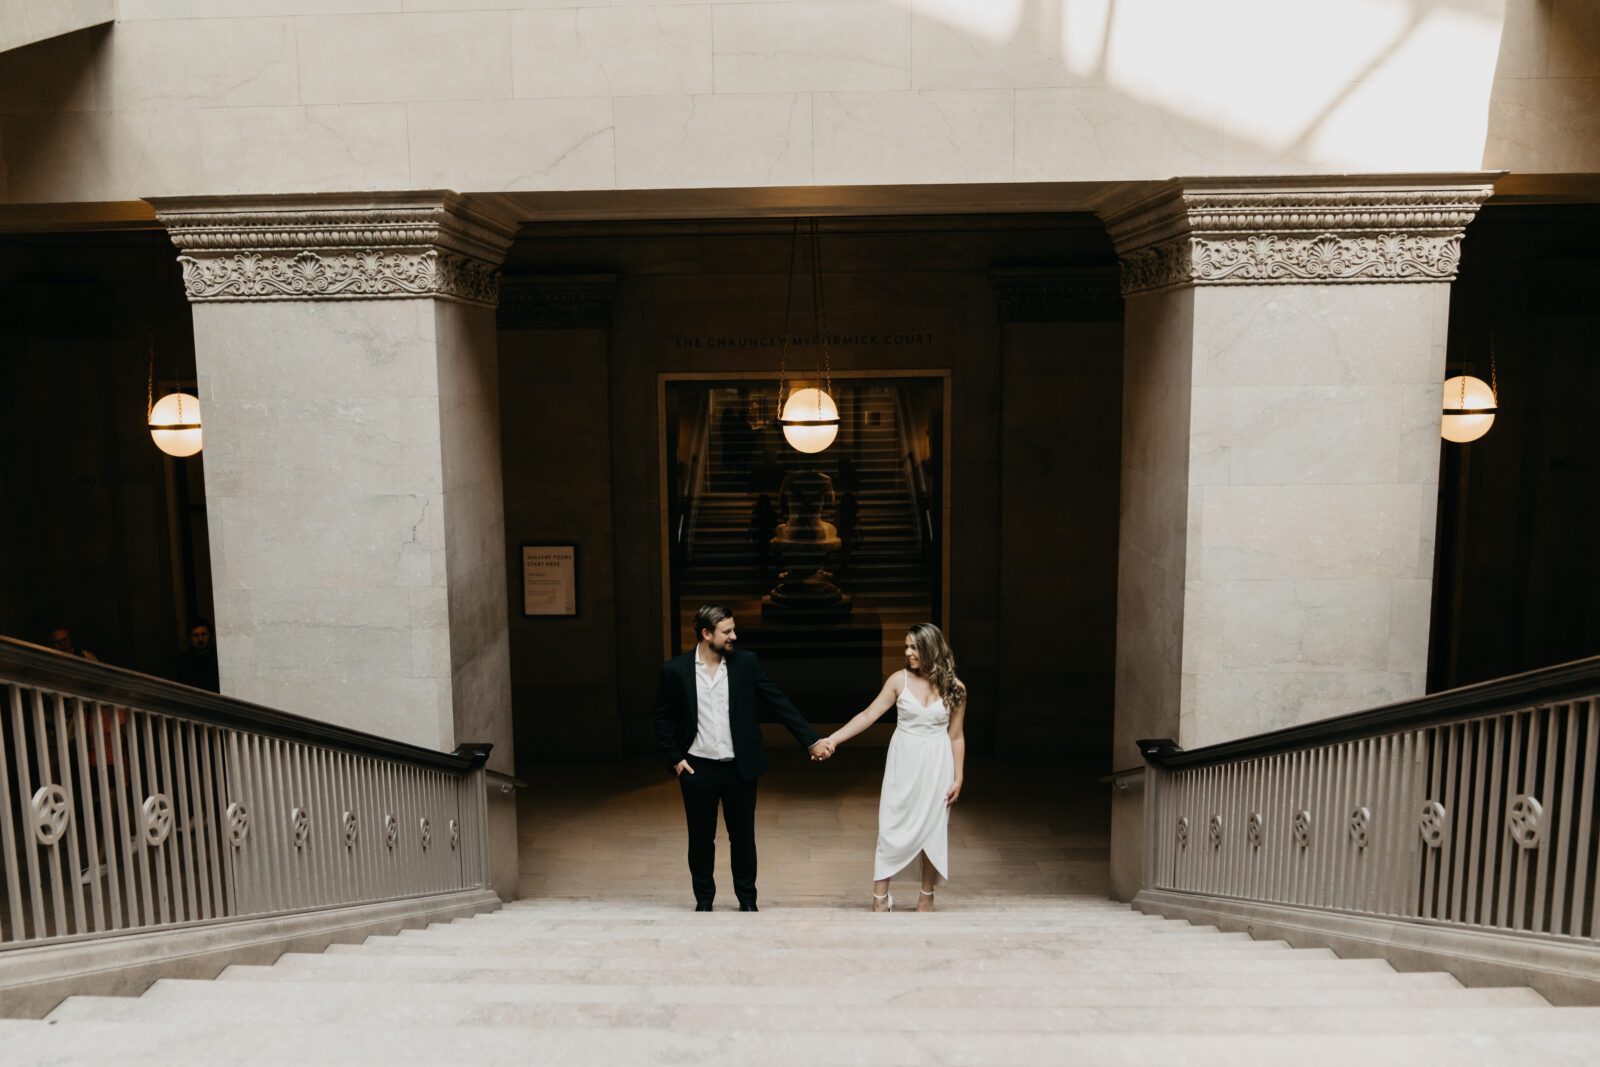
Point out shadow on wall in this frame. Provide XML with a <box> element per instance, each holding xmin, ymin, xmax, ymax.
<box><xmin>884</xmin><ymin>0</ymin><xmax>1511</xmax><ymax>174</ymax></box>
<box><xmin>0</xmin><ymin>1</ymin><xmax>1545</xmax><ymax>203</ymax></box>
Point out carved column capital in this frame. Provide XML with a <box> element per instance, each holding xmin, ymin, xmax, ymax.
<box><xmin>1097</xmin><ymin>175</ymin><xmax>1496</xmax><ymax>296</ymax></box>
<box><xmin>989</xmin><ymin>268</ymin><xmax>1122</xmax><ymax>322</ymax></box>
<box><xmin>497</xmin><ymin>275</ymin><xmax>619</xmax><ymax>329</ymax></box>
<box><xmin>149</xmin><ymin>192</ymin><xmax>519</xmax><ymax>307</ymax></box>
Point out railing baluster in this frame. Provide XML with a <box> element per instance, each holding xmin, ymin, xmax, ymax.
<box><xmin>66</xmin><ymin>697</ymin><xmax>106</xmax><ymax>933</ymax></box>
<box><xmin>0</xmin><ymin>685</ymin><xmax>30</xmax><ymax>940</ymax></box>
<box><xmin>29</xmin><ymin>689</ymin><xmax>70</xmax><ymax>940</ymax></box>
<box><xmin>1572</xmin><ymin>700</ymin><xmax>1599</xmax><ymax>939</ymax></box>
<box><xmin>213</xmin><ymin>729</ymin><xmax>238</xmax><ymax>917</ymax></box>
<box><xmin>1535</xmin><ymin>704</ymin><xmax>1568</xmax><ymax>934</ymax></box>
<box><xmin>189</xmin><ymin>724</ymin><xmax>218</xmax><ymax>920</ymax></box>
<box><xmin>1508</xmin><ymin>709</ymin><xmax>1539</xmax><ymax>929</ymax></box>
<box><xmin>1469</xmin><ymin>717</ymin><xmax>1496</xmax><ymax>924</ymax></box>
<box><xmin>167</xmin><ymin>717</ymin><xmax>200</xmax><ymax>923</ymax></box>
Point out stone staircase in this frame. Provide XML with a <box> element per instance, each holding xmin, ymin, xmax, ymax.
<box><xmin>683</xmin><ymin>386</ymin><xmax>931</xmax><ymax>605</ymax></box>
<box><xmin>7</xmin><ymin>898</ymin><xmax>1600</xmax><ymax>1064</ymax></box>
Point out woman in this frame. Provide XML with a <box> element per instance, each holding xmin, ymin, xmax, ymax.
<box><xmin>825</xmin><ymin>623</ymin><xmax>965</xmax><ymax>911</ymax></box>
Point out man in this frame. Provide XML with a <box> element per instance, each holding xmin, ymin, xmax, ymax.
<box><xmin>178</xmin><ymin>619</ymin><xmax>220</xmax><ymax>692</ymax></box>
<box><xmin>653</xmin><ymin>604</ymin><xmax>833</xmax><ymax>911</ymax></box>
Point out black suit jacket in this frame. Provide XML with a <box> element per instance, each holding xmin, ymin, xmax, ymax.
<box><xmin>652</xmin><ymin>649</ymin><xmax>819</xmax><ymax>781</ymax></box>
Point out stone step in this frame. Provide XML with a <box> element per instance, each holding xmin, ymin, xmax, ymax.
<box><xmin>221</xmin><ymin>954</ymin><xmax>1411</xmax><ymax>985</ymax></box>
<box><xmin>325</xmin><ymin>938</ymin><xmax>1310</xmax><ymax>961</ymax></box>
<box><xmin>49</xmin><ymin>993</ymin><xmax>1589</xmax><ymax>1037</ymax></box>
<box><xmin>54</xmin><ymin>973</ymin><xmax>1548</xmax><ymax>1013</ymax></box>
<box><xmin>389</xmin><ymin>923</ymin><xmax>1260</xmax><ymax>943</ymax></box>
<box><xmin>0</xmin><ymin>1019</ymin><xmax>1589</xmax><ymax>1067</ymax></box>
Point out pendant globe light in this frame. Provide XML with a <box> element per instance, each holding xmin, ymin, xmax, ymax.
<box><xmin>775</xmin><ymin>219</ymin><xmax>839</xmax><ymax>454</ymax></box>
<box><xmin>147</xmin><ymin>337</ymin><xmax>202</xmax><ymax>458</ymax></box>
<box><xmin>1441</xmin><ymin>341</ymin><xmax>1497</xmax><ymax>444</ymax></box>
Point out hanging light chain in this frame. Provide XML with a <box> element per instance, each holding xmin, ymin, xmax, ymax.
<box><xmin>775</xmin><ymin>219</ymin><xmax>800</xmax><ymax>422</ymax></box>
<box><xmin>809</xmin><ymin>219</ymin><xmax>832</xmax><ymax>420</ymax></box>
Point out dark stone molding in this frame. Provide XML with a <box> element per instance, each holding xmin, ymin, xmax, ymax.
<box><xmin>989</xmin><ymin>268</ymin><xmax>1123</xmax><ymax>322</ymax></box>
<box><xmin>497</xmin><ymin>274</ymin><xmax>619</xmax><ymax>330</ymax></box>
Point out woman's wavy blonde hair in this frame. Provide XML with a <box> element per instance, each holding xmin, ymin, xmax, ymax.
<box><xmin>908</xmin><ymin>623</ymin><xmax>964</xmax><ymax>711</ymax></box>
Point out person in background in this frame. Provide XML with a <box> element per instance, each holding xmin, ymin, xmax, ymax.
<box><xmin>178</xmin><ymin>619</ymin><xmax>220</xmax><ymax>692</ymax></box>
<box><xmin>48</xmin><ymin>625</ymin><xmax>99</xmax><ymax>662</ymax></box>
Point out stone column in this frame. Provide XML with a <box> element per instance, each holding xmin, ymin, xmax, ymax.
<box><xmin>1098</xmin><ymin>176</ymin><xmax>1492</xmax><ymax>898</ymax></box>
<box><xmin>150</xmin><ymin>193</ymin><xmax>518</xmax><ymax>784</ymax></box>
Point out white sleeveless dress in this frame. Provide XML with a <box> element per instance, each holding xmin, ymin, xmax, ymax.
<box><xmin>873</xmin><ymin>671</ymin><xmax>955</xmax><ymax>881</ymax></box>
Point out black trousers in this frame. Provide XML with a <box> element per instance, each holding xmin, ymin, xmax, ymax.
<box><xmin>678</xmin><ymin>754</ymin><xmax>758</xmax><ymax>906</ymax></box>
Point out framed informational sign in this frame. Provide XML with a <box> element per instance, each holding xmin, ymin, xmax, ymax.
<box><xmin>521</xmin><ymin>545</ymin><xmax>577</xmax><ymax>616</ymax></box>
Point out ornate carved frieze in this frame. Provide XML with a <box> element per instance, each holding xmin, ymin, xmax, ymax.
<box><xmin>990</xmin><ymin>268</ymin><xmax>1122</xmax><ymax>322</ymax></box>
<box><xmin>497</xmin><ymin>275</ymin><xmax>619</xmax><ymax>330</ymax></box>
<box><xmin>150</xmin><ymin>193</ymin><xmax>518</xmax><ymax>307</ymax></box>
<box><xmin>1100</xmin><ymin>178</ymin><xmax>1495</xmax><ymax>296</ymax></box>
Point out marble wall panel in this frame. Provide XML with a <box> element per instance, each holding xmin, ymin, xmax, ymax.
<box><xmin>1192</xmin><ymin>385</ymin><xmax>1403</xmax><ymax>487</ymax></box>
<box><xmin>197</xmin><ymin>104</ymin><xmax>411</xmax><ymax>193</ymax></box>
<box><xmin>191</xmin><ymin>298</ymin><xmax>461</xmax><ymax>753</ymax></box>
<box><xmin>812</xmin><ymin>90</ymin><xmax>1012</xmax><ymax>185</ymax></box>
<box><xmin>296</xmin><ymin>12</ymin><xmax>512</xmax><ymax>105</ymax></box>
<box><xmin>910</xmin><ymin>13</ymin><xmax>1077</xmax><ymax>91</ymax></box>
<box><xmin>95</xmin><ymin>16</ymin><xmax>298</xmax><ymax>111</ymax></box>
<box><xmin>1015</xmin><ymin>87</ymin><xmax>1226</xmax><ymax>182</ymax></box>
<box><xmin>1194</xmin><ymin>483</ymin><xmax>1436</xmax><ymax>584</ymax></box>
<box><xmin>435</xmin><ymin>301</ymin><xmax>514</xmax><ymax>773</ymax></box>
<box><xmin>0</xmin><ymin>25</ymin><xmax>98</xmax><ymax>112</ymax></box>
<box><xmin>1190</xmin><ymin>283</ymin><xmax>1446</xmax><ymax>390</ymax></box>
<box><xmin>1113</xmin><ymin>287</ymin><xmax>1193</xmax><ymax>763</ymax></box>
<box><xmin>614</xmin><ymin>92</ymin><xmax>811</xmax><ymax>188</ymax></box>
<box><xmin>1485</xmin><ymin>73</ymin><xmax>1600</xmax><ymax>172</ymax></box>
<box><xmin>0</xmin><ymin>0</ymin><xmax>110</xmax><ymax>52</ymax></box>
<box><xmin>512</xmin><ymin>7</ymin><xmax>712</xmax><ymax>99</ymax></box>
<box><xmin>0</xmin><ymin>108</ymin><xmax>202</xmax><ymax>202</ymax></box>
<box><xmin>407</xmin><ymin>98</ymin><xmax>615</xmax><ymax>191</ymax></box>
<box><xmin>712</xmin><ymin>2</ymin><xmax>910</xmax><ymax>93</ymax></box>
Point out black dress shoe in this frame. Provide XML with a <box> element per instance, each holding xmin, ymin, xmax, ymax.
<box><xmin>695</xmin><ymin>901</ymin><xmax>713</xmax><ymax>912</ymax></box>
<box><xmin>739</xmin><ymin>902</ymin><xmax>758</xmax><ymax>912</ymax></box>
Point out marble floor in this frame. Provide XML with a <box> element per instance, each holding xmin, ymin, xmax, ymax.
<box><xmin>516</xmin><ymin>750</ymin><xmax>1111</xmax><ymax>908</ymax></box>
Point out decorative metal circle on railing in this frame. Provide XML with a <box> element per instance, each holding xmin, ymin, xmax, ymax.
<box><xmin>142</xmin><ymin>794</ymin><xmax>173</xmax><ymax>846</ymax></box>
<box><xmin>291</xmin><ymin>807</ymin><xmax>310</xmax><ymax>849</ymax></box>
<box><xmin>227</xmin><ymin>802</ymin><xmax>250</xmax><ymax>847</ymax></box>
<box><xmin>1247</xmin><ymin>812</ymin><xmax>1264</xmax><ymax>849</ymax></box>
<box><xmin>1176</xmin><ymin>816</ymin><xmax>1190</xmax><ymax>848</ymax></box>
<box><xmin>31</xmin><ymin>784</ymin><xmax>72</xmax><ymax>846</ymax></box>
<box><xmin>1419</xmin><ymin>801</ymin><xmax>1447</xmax><ymax>848</ymax></box>
<box><xmin>1208</xmin><ymin>814</ymin><xmax>1223</xmax><ymax>849</ymax></box>
<box><xmin>342</xmin><ymin>811</ymin><xmax>359</xmax><ymax>849</ymax></box>
<box><xmin>1508</xmin><ymin>794</ymin><xmax>1544</xmax><ymax>849</ymax></box>
<box><xmin>384</xmin><ymin>814</ymin><xmax>398</xmax><ymax>850</ymax></box>
<box><xmin>1293</xmin><ymin>809</ymin><xmax>1311</xmax><ymax>848</ymax></box>
<box><xmin>1348</xmin><ymin>806</ymin><xmax>1372</xmax><ymax>850</ymax></box>
<box><xmin>449</xmin><ymin>819</ymin><xmax>459</xmax><ymax>850</ymax></box>
<box><xmin>420</xmin><ymin>817</ymin><xmax>432</xmax><ymax>850</ymax></box>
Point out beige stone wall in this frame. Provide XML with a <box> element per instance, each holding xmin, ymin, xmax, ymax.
<box><xmin>0</xmin><ymin>0</ymin><xmax>109</xmax><ymax>54</ymax></box>
<box><xmin>1</xmin><ymin>1</ymin><xmax>1593</xmax><ymax>207</ymax></box>
<box><xmin>1486</xmin><ymin>0</ymin><xmax>1600</xmax><ymax>172</ymax></box>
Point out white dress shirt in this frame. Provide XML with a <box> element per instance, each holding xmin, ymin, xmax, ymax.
<box><xmin>687</xmin><ymin>645</ymin><xmax>735</xmax><ymax>760</ymax></box>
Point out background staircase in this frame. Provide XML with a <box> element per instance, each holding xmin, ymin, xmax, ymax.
<box><xmin>681</xmin><ymin>385</ymin><xmax>933</xmax><ymax>608</ymax></box>
<box><xmin>8</xmin><ymin>898</ymin><xmax>1600</xmax><ymax>1065</ymax></box>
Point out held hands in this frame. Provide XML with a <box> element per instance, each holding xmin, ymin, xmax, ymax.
<box><xmin>809</xmin><ymin>738</ymin><xmax>836</xmax><ymax>761</ymax></box>
<box><xmin>945</xmin><ymin>777</ymin><xmax>962</xmax><ymax>806</ymax></box>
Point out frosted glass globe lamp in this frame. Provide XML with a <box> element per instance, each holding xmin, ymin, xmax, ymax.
<box><xmin>149</xmin><ymin>392</ymin><xmax>203</xmax><ymax>457</ymax></box>
<box><xmin>780</xmin><ymin>387</ymin><xmax>839</xmax><ymax>453</ymax></box>
<box><xmin>1440</xmin><ymin>375</ymin><xmax>1495</xmax><ymax>444</ymax></box>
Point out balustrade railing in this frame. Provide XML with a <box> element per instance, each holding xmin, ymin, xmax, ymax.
<box><xmin>0</xmin><ymin>637</ymin><xmax>490</xmax><ymax>949</ymax></box>
<box><xmin>1142</xmin><ymin>657</ymin><xmax>1600</xmax><ymax>945</ymax></box>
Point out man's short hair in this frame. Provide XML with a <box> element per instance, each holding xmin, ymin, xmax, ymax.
<box><xmin>694</xmin><ymin>604</ymin><xmax>732</xmax><ymax>641</ymax></box>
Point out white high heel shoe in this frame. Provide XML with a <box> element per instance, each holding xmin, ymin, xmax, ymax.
<box><xmin>873</xmin><ymin>891</ymin><xmax>892</xmax><ymax>912</ymax></box>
